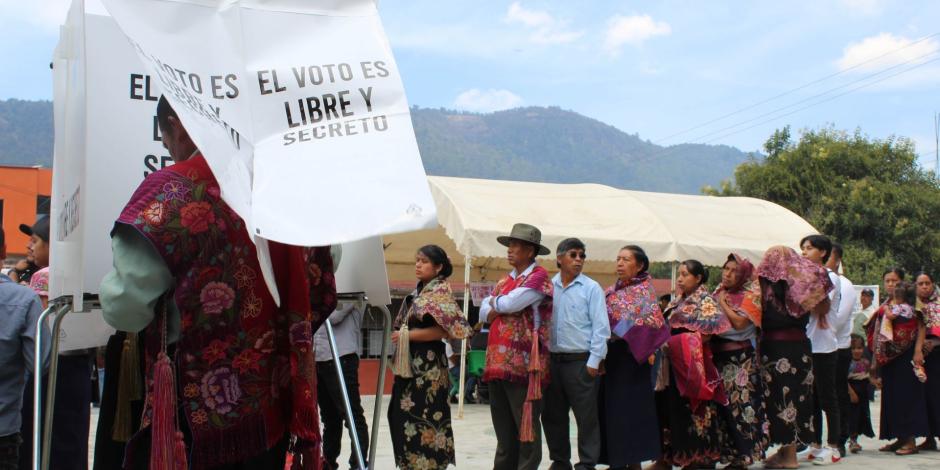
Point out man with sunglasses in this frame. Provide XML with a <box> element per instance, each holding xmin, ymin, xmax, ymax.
<box><xmin>542</xmin><ymin>238</ymin><xmax>610</xmax><ymax>470</ymax></box>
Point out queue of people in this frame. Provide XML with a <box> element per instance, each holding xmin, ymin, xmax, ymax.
<box><xmin>1</xmin><ymin>96</ymin><xmax>938</xmax><ymax>470</ymax></box>
<box><xmin>384</xmin><ymin>222</ymin><xmax>940</xmax><ymax>470</ymax></box>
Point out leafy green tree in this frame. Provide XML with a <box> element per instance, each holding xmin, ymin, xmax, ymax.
<box><xmin>705</xmin><ymin>125</ymin><xmax>940</xmax><ymax>286</ymax></box>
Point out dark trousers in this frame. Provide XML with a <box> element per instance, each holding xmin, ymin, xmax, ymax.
<box><xmin>316</xmin><ymin>354</ymin><xmax>369</xmax><ymax>470</ymax></box>
<box><xmin>542</xmin><ymin>354</ymin><xmax>600</xmax><ymax>470</ymax></box>
<box><xmin>0</xmin><ymin>434</ymin><xmax>21</xmax><ymax>470</ymax></box>
<box><xmin>835</xmin><ymin>348</ymin><xmax>851</xmax><ymax>447</ymax></box>
<box><xmin>812</xmin><ymin>351</ymin><xmax>842</xmax><ymax>446</ymax></box>
<box><xmin>19</xmin><ymin>354</ymin><xmax>92</xmax><ymax>470</ymax></box>
<box><xmin>489</xmin><ymin>380</ymin><xmax>542</xmax><ymax>470</ymax></box>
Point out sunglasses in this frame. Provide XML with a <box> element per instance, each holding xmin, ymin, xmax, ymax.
<box><xmin>566</xmin><ymin>251</ymin><xmax>586</xmax><ymax>260</ymax></box>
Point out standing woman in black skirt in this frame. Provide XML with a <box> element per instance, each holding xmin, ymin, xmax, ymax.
<box><xmin>712</xmin><ymin>253</ymin><xmax>766</xmax><ymax>468</ymax></box>
<box><xmin>867</xmin><ymin>271</ymin><xmax>929</xmax><ymax>455</ymax></box>
<box><xmin>651</xmin><ymin>260</ymin><xmax>731</xmax><ymax>469</ymax></box>
<box><xmin>388</xmin><ymin>245</ymin><xmax>473</xmax><ymax>469</ymax></box>
<box><xmin>755</xmin><ymin>246</ymin><xmax>832</xmax><ymax>469</ymax></box>
<box><xmin>598</xmin><ymin>245</ymin><xmax>670</xmax><ymax>470</ymax></box>
<box><xmin>914</xmin><ymin>272</ymin><xmax>940</xmax><ymax>451</ymax></box>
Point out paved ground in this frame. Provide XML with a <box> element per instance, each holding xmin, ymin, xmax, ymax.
<box><xmin>88</xmin><ymin>393</ymin><xmax>940</xmax><ymax>469</ymax></box>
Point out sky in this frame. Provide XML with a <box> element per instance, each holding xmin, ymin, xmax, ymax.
<box><xmin>1</xmin><ymin>0</ymin><xmax>939</xmax><ymax>169</ymax></box>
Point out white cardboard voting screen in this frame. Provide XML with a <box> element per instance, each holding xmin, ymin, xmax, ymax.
<box><xmin>49</xmin><ymin>0</ymin><xmax>404</xmax><ymax>348</ymax></box>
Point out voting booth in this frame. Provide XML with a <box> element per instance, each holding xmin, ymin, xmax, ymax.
<box><xmin>39</xmin><ymin>1</ymin><xmax>433</xmax><ymax>468</ymax></box>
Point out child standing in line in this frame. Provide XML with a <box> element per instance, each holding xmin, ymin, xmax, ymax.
<box><xmin>847</xmin><ymin>334</ymin><xmax>874</xmax><ymax>453</ymax></box>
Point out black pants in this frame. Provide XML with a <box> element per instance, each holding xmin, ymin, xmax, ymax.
<box><xmin>812</xmin><ymin>351</ymin><xmax>841</xmax><ymax>446</ymax></box>
<box><xmin>0</xmin><ymin>434</ymin><xmax>21</xmax><ymax>470</ymax></box>
<box><xmin>316</xmin><ymin>354</ymin><xmax>369</xmax><ymax>470</ymax></box>
<box><xmin>542</xmin><ymin>354</ymin><xmax>600</xmax><ymax>470</ymax></box>
<box><xmin>835</xmin><ymin>348</ymin><xmax>851</xmax><ymax>447</ymax></box>
<box><xmin>19</xmin><ymin>354</ymin><xmax>93</xmax><ymax>470</ymax></box>
<box><xmin>489</xmin><ymin>380</ymin><xmax>543</xmax><ymax>470</ymax></box>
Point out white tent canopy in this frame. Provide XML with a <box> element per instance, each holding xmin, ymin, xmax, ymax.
<box><xmin>423</xmin><ymin>175</ymin><xmax>817</xmax><ymax>266</ymax></box>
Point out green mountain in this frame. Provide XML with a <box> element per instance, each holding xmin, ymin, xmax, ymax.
<box><xmin>0</xmin><ymin>99</ymin><xmax>53</xmax><ymax>167</ymax></box>
<box><xmin>413</xmin><ymin>106</ymin><xmax>753</xmax><ymax>193</ymax></box>
<box><xmin>0</xmin><ymin>99</ymin><xmax>753</xmax><ymax>193</ymax></box>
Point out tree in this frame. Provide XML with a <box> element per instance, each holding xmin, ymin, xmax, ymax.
<box><xmin>705</xmin><ymin>125</ymin><xmax>940</xmax><ymax>286</ymax></box>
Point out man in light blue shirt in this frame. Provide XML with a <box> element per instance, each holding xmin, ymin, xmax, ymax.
<box><xmin>542</xmin><ymin>238</ymin><xmax>610</xmax><ymax>470</ymax></box>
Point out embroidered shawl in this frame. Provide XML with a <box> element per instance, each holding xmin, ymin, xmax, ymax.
<box><xmin>921</xmin><ymin>293</ymin><xmax>940</xmax><ymax>337</ymax></box>
<box><xmin>483</xmin><ymin>266</ymin><xmax>553</xmax><ymax>385</ymax></box>
<box><xmin>117</xmin><ymin>155</ymin><xmax>336</xmax><ymax>470</ymax></box>
<box><xmin>666</xmin><ymin>284</ymin><xmax>731</xmax><ymax>335</ymax></box>
<box><xmin>713</xmin><ymin>253</ymin><xmax>762</xmax><ymax>327</ymax></box>
<box><xmin>756</xmin><ymin>246</ymin><xmax>833</xmax><ymax>318</ymax></box>
<box><xmin>867</xmin><ymin>301</ymin><xmax>919</xmax><ymax>366</ymax></box>
<box><xmin>395</xmin><ymin>278</ymin><xmax>472</xmax><ymax>340</ymax></box>
<box><xmin>848</xmin><ymin>357</ymin><xmax>871</xmax><ymax>381</ymax></box>
<box><xmin>666</xmin><ymin>332</ymin><xmax>727</xmax><ymax>412</ymax></box>
<box><xmin>605</xmin><ymin>272</ymin><xmax>669</xmax><ymax>363</ymax></box>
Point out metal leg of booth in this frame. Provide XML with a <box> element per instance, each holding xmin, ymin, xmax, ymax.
<box><xmin>324</xmin><ymin>319</ymin><xmax>367</xmax><ymax>469</ymax></box>
<box><xmin>369</xmin><ymin>304</ymin><xmax>392</xmax><ymax>469</ymax></box>
<box><xmin>32</xmin><ymin>301</ymin><xmax>72</xmax><ymax>470</ymax></box>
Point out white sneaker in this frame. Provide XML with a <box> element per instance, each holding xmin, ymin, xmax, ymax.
<box><xmin>812</xmin><ymin>446</ymin><xmax>842</xmax><ymax>465</ymax></box>
<box><xmin>798</xmin><ymin>445</ymin><xmax>822</xmax><ymax>461</ymax></box>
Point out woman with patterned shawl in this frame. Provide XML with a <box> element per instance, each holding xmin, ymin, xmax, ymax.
<box><xmin>597</xmin><ymin>245</ymin><xmax>669</xmax><ymax>470</ymax></box>
<box><xmin>756</xmin><ymin>246</ymin><xmax>832</xmax><ymax>469</ymax></box>
<box><xmin>866</xmin><ymin>269</ymin><xmax>929</xmax><ymax>455</ymax></box>
<box><xmin>914</xmin><ymin>272</ymin><xmax>940</xmax><ymax>451</ymax></box>
<box><xmin>649</xmin><ymin>260</ymin><xmax>730</xmax><ymax>469</ymax></box>
<box><xmin>389</xmin><ymin>245</ymin><xmax>472</xmax><ymax>469</ymax></box>
<box><xmin>712</xmin><ymin>253</ymin><xmax>766</xmax><ymax>468</ymax></box>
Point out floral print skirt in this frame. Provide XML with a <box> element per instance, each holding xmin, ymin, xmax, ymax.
<box><xmin>713</xmin><ymin>345</ymin><xmax>767</xmax><ymax>465</ymax></box>
<box><xmin>759</xmin><ymin>338</ymin><xmax>814</xmax><ymax>446</ymax></box>
<box><xmin>388</xmin><ymin>341</ymin><xmax>456</xmax><ymax>469</ymax></box>
<box><xmin>655</xmin><ymin>372</ymin><xmax>723</xmax><ymax>466</ymax></box>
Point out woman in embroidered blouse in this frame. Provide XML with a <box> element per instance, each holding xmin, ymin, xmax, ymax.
<box><xmin>598</xmin><ymin>245</ymin><xmax>669</xmax><ymax>470</ymax></box>
<box><xmin>868</xmin><ymin>271</ymin><xmax>929</xmax><ymax>455</ymax></box>
<box><xmin>650</xmin><ymin>259</ymin><xmax>730</xmax><ymax>470</ymax></box>
<box><xmin>712</xmin><ymin>253</ymin><xmax>766</xmax><ymax>468</ymax></box>
<box><xmin>388</xmin><ymin>245</ymin><xmax>472</xmax><ymax>469</ymax></box>
<box><xmin>757</xmin><ymin>246</ymin><xmax>832</xmax><ymax>469</ymax></box>
<box><xmin>915</xmin><ymin>272</ymin><xmax>940</xmax><ymax>451</ymax></box>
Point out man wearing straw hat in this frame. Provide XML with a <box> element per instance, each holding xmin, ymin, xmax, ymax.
<box><xmin>479</xmin><ymin>223</ymin><xmax>553</xmax><ymax>470</ymax></box>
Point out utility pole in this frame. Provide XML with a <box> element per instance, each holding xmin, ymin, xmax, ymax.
<box><xmin>934</xmin><ymin>112</ymin><xmax>939</xmax><ymax>179</ymax></box>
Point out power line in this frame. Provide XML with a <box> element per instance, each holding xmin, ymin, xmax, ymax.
<box><xmin>630</xmin><ymin>55</ymin><xmax>940</xmax><ymax>166</ymax></box>
<box><xmin>653</xmin><ymin>32</ymin><xmax>940</xmax><ymax>145</ymax></box>
<box><xmin>684</xmin><ymin>50</ymin><xmax>939</xmax><ymax>144</ymax></box>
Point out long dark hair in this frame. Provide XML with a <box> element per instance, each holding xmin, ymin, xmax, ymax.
<box><xmin>418</xmin><ymin>244</ymin><xmax>453</xmax><ymax>279</ymax></box>
<box><xmin>681</xmin><ymin>259</ymin><xmax>709</xmax><ymax>285</ymax></box>
<box><xmin>883</xmin><ymin>267</ymin><xmax>906</xmax><ymax>280</ymax></box>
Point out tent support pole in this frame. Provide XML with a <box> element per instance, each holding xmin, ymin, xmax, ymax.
<box><xmin>670</xmin><ymin>262</ymin><xmax>678</xmax><ymax>298</ymax></box>
<box><xmin>457</xmin><ymin>255</ymin><xmax>471</xmax><ymax>419</ymax></box>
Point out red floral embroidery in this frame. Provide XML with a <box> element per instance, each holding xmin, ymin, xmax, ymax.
<box><xmin>203</xmin><ymin>338</ymin><xmax>230</xmax><ymax>366</ymax></box>
<box><xmin>180</xmin><ymin>201</ymin><xmax>215</xmax><ymax>234</ymax></box>
<box><xmin>200</xmin><ymin>281</ymin><xmax>235</xmax><ymax>315</ymax></box>
<box><xmin>232</xmin><ymin>348</ymin><xmax>263</xmax><ymax>373</ymax></box>
<box><xmin>142</xmin><ymin>201</ymin><xmax>165</xmax><ymax>226</ymax></box>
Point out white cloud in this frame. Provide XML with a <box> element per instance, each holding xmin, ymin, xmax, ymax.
<box><xmin>836</xmin><ymin>33</ymin><xmax>940</xmax><ymax>72</ymax></box>
<box><xmin>453</xmin><ymin>89</ymin><xmax>523</xmax><ymax>112</ymax></box>
<box><xmin>503</xmin><ymin>2</ymin><xmax>584</xmax><ymax>45</ymax></box>
<box><xmin>604</xmin><ymin>14</ymin><xmax>671</xmax><ymax>55</ymax></box>
<box><xmin>0</xmin><ymin>0</ymin><xmax>71</xmax><ymax>30</ymax></box>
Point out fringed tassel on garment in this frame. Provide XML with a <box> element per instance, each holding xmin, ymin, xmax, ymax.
<box><xmin>112</xmin><ymin>333</ymin><xmax>143</xmax><ymax>442</ymax></box>
<box><xmin>519</xmin><ymin>327</ymin><xmax>542</xmax><ymax>443</ymax></box>
<box><xmin>150</xmin><ymin>352</ymin><xmax>187</xmax><ymax>470</ymax></box>
<box><xmin>519</xmin><ymin>401</ymin><xmax>535</xmax><ymax>442</ymax></box>
<box><xmin>395</xmin><ymin>324</ymin><xmax>412</xmax><ymax>378</ymax></box>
